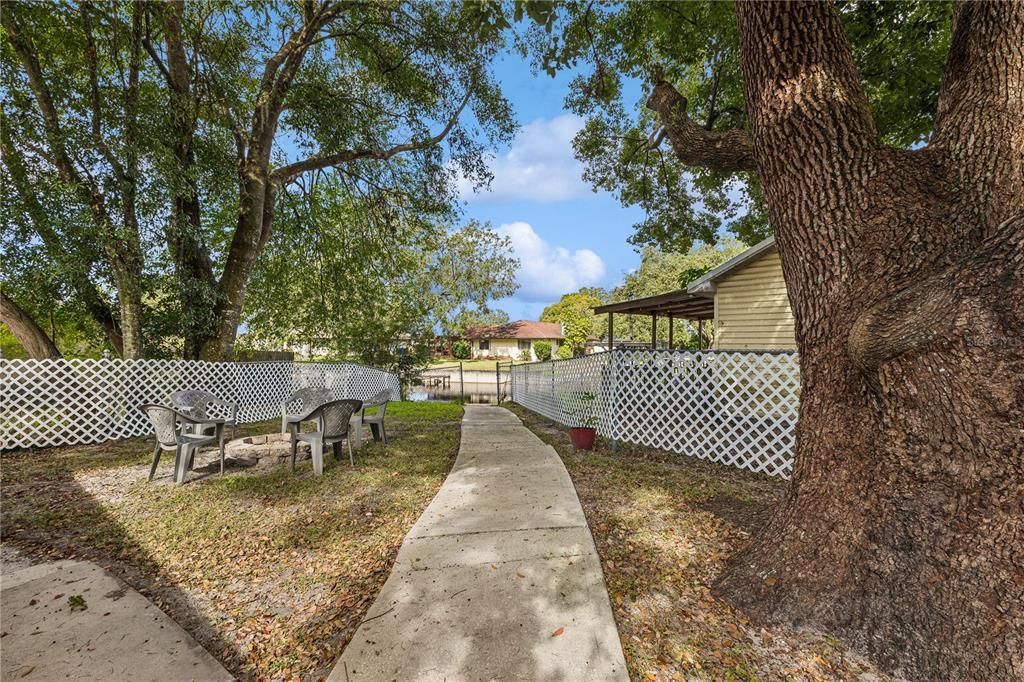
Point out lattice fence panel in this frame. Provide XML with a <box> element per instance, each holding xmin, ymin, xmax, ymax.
<box><xmin>512</xmin><ymin>349</ymin><xmax>800</xmax><ymax>479</ymax></box>
<box><xmin>0</xmin><ymin>359</ymin><xmax>399</xmax><ymax>450</ymax></box>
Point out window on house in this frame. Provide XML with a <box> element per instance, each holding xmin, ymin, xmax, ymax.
<box><xmin>479</xmin><ymin>339</ymin><xmax>490</xmax><ymax>351</ymax></box>
<box><xmin>518</xmin><ymin>340</ymin><xmax>531</xmax><ymax>351</ymax></box>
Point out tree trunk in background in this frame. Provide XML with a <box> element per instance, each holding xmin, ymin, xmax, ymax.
<box><xmin>198</xmin><ymin>177</ymin><xmax>277</xmax><ymax>361</ymax></box>
<box><xmin>158</xmin><ymin>0</ymin><xmax>220</xmax><ymax>360</ymax></box>
<box><xmin>113</xmin><ymin>269</ymin><xmax>145</xmax><ymax>360</ymax></box>
<box><xmin>0</xmin><ymin>292</ymin><xmax>62</xmax><ymax>359</ymax></box>
<box><xmin>713</xmin><ymin>2</ymin><xmax>1023</xmax><ymax>679</ymax></box>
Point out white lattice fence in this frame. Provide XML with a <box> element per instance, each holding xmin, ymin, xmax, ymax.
<box><xmin>0</xmin><ymin>359</ymin><xmax>399</xmax><ymax>450</ymax></box>
<box><xmin>512</xmin><ymin>349</ymin><xmax>800</xmax><ymax>479</ymax></box>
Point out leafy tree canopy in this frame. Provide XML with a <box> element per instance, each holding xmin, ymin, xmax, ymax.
<box><xmin>431</xmin><ymin>222</ymin><xmax>520</xmax><ymax>339</ymax></box>
<box><xmin>242</xmin><ymin>179</ymin><xmax>518</xmax><ymax>366</ymax></box>
<box><xmin>2</xmin><ymin>0</ymin><xmax>517</xmax><ymax>358</ymax></box>
<box><xmin>519</xmin><ymin>0</ymin><xmax>952</xmax><ymax>252</ymax></box>
<box><xmin>540</xmin><ymin>290</ymin><xmax>606</xmax><ymax>353</ymax></box>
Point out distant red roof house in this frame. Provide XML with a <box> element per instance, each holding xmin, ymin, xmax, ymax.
<box><xmin>462</xmin><ymin>320</ymin><xmax>564</xmax><ymax>359</ymax></box>
<box><xmin>463</xmin><ymin>320</ymin><xmax>564</xmax><ymax>340</ymax></box>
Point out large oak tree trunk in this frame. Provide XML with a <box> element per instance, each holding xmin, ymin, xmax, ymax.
<box><xmin>198</xmin><ymin>176</ymin><xmax>277</xmax><ymax>361</ymax></box>
<box><xmin>713</xmin><ymin>2</ymin><xmax>1023</xmax><ymax>678</ymax></box>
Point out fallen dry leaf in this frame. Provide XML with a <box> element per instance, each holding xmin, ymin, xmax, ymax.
<box><xmin>551</xmin><ymin>627</ymin><xmax>565</xmax><ymax>637</ymax></box>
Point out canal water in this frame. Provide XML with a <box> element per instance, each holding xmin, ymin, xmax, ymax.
<box><xmin>407</xmin><ymin>380</ymin><xmax>507</xmax><ymax>405</ymax></box>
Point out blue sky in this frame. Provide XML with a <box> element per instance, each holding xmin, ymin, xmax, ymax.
<box><xmin>459</xmin><ymin>53</ymin><xmax>647</xmax><ymax>321</ymax></box>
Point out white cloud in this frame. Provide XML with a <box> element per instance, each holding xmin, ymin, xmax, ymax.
<box><xmin>460</xmin><ymin>115</ymin><xmax>588</xmax><ymax>203</ymax></box>
<box><xmin>496</xmin><ymin>221</ymin><xmax>606</xmax><ymax>302</ymax></box>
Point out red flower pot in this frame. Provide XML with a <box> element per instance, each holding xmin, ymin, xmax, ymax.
<box><xmin>569</xmin><ymin>427</ymin><xmax>596</xmax><ymax>450</ymax></box>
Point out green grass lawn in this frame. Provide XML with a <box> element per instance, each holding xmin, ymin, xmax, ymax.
<box><xmin>429</xmin><ymin>357</ymin><xmax>530</xmax><ymax>371</ymax></box>
<box><xmin>1</xmin><ymin>401</ymin><xmax>462</xmax><ymax>681</ymax></box>
<box><xmin>504</xmin><ymin>403</ymin><xmax>892</xmax><ymax>682</ymax></box>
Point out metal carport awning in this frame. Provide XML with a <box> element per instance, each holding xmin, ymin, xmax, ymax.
<box><xmin>593</xmin><ymin>290</ymin><xmax>715</xmax><ymax>350</ymax></box>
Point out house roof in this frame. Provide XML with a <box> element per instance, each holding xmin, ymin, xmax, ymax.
<box><xmin>592</xmin><ymin>290</ymin><xmax>715</xmax><ymax>320</ymax></box>
<box><xmin>686</xmin><ymin>236</ymin><xmax>776</xmax><ymax>294</ymax></box>
<box><xmin>463</xmin><ymin>320</ymin><xmax>564</xmax><ymax>340</ymax></box>
<box><xmin>589</xmin><ymin>238</ymin><xmax>777</xmax><ymax>321</ymax></box>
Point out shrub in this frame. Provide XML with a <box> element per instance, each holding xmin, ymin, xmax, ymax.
<box><xmin>519</xmin><ymin>348</ymin><xmax>532</xmax><ymax>362</ymax></box>
<box><xmin>534</xmin><ymin>340</ymin><xmax>552</xmax><ymax>361</ymax></box>
<box><xmin>556</xmin><ymin>343</ymin><xmax>573</xmax><ymax>360</ymax></box>
<box><xmin>452</xmin><ymin>339</ymin><xmax>471</xmax><ymax>359</ymax></box>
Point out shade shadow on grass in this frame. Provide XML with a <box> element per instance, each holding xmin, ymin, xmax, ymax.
<box><xmin>1</xmin><ymin>447</ymin><xmax>236</xmax><ymax>674</ymax></box>
<box><xmin>1</xmin><ymin>405</ymin><xmax>463</xmax><ymax>680</ymax></box>
<box><xmin>504</xmin><ymin>403</ymin><xmax>893</xmax><ymax>681</ymax></box>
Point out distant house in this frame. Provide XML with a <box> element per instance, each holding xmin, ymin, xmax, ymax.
<box><xmin>687</xmin><ymin>236</ymin><xmax>796</xmax><ymax>350</ymax></box>
<box><xmin>462</xmin><ymin>321</ymin><xmax>564</xmax><ymax>360</ymax></box>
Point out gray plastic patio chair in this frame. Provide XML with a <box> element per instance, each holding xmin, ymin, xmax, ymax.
<box><xmin>361</xmin><ymin>390</ymin><xmax>391</xmax><ymax>446</ymax></box>
<box><xmin>289</xmin><ymin>399</ymin><xmax>363</xmax><ymax>474</ymax></box>
<box><xmin>170</xmin><ymin>390</ymin><xmax>238</xmax><ymax>440</ymax></box>
<box><xmin>140</xmin><ymin>404</ymin><xmax>225</xmax><ymax>484</ymax></box>
<box><xmin>281</xmin><ymin>387</ymin><xmax>333</xmax><ymax>434</ymax></box>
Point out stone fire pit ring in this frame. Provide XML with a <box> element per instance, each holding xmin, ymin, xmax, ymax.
<box><xmin>225</xmin><ymin>433</ymin><xmax>312</xmax><ymax>468</ymax></box>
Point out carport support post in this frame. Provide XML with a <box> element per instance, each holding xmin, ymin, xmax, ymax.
<box><xmin>668</xmin><ymin>314</ymin><xmax>674</xmax><ymax>349</ymax></box>
<box><xmin>607</xmin><ymin>312</ymin><xmax>614</xmax><ymax>351</ymax></box>
<box><xmin>651</xmin><ymin>313</ymin><xmax>658</xmax><ymax>350</ymax></box>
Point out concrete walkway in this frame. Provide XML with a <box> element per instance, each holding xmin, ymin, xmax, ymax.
<box><xmin>330</xmin><ymin>405</ymin><xmax>627</xmax><ymax>681</ymax></box>
<box><xmin>1</xmin><ymin>558</ymin><xmax>232</xmax><ymax>681</ymax></box>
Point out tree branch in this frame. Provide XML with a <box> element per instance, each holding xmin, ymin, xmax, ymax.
<box><xmin>142</xmin><ymin>3</ymin><xmax>173</xmax><ymax>84</ymax></box>
<box><xmin>644</xmin><ymin>78</ymin><xmax>755</xmax><ymax>172</ymax></box>
<box><xmin>270</xmin><ymin>89</ymin><xmax>472</xmax><ymax>186</ymax></box>
<box><xmin>0</xmin><ymin>122</ymin><xmax>124</xmax><ymax>355</ymax></box>
<box><xmin>931</xmin><ymin>1</ymin><xmax>1024</xmax><ymax>238</ymax></box>
<box><xmin>0</xmin><ymin>291</ymin><xmax>62</xmax><ymax>359</ymax></box>
<box><xmin>2</xmin><ymin>6</ymin><xmax>126</xmax><ymax>262</ymax></box>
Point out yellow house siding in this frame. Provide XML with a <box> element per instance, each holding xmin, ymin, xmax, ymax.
<box><xmin>713</xmin><ymin>249</ymin><xmax>797</xmax><ymax>351</ymax></box>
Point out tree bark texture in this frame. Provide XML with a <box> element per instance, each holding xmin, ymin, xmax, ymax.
<box><xmin>156</xmin><ymin>0</ymin><xmax>220</xmax><ymax>359</ymax></box>
<box><xmin>0</xmin><ymin>292</ymin><xmax>62</xmax><ymax>359</ymax></box>
<box><xmin>645</xmin><ymin>78</ymin><xmax>756</xmax><ymax>172</ymax></box>
<box><xmin>698</xmin><ymin>2</ymin><xmax>1024</xmax><ymax>679</ymax></box>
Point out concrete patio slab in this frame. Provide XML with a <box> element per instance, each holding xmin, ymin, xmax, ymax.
<box><xmin>329</xmin><ymin>404</ymin><xmax>627</xmax><ymax>682</ymax></box>
<box><xmin>0</xmin><ymin>558</ymin><xmax>232</xmax><ymax>682</ymax></box>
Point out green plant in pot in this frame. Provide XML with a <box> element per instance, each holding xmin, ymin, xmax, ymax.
<box><xmin>568</xmin><ymin>391</ymin><xmax>597</xmax><ymax>450</ymax></box>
